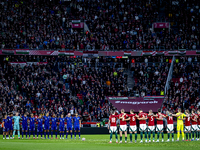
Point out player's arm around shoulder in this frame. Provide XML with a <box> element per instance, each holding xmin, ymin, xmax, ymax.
<box><xmin>172</xmin><ymin>113</ymin><xmax>182</xmax><ymax>117</ymax></box>
<box><xmin>107</xmin><ymin>120</ymin><xmax>110</xmax><ymax>129</ymax></box>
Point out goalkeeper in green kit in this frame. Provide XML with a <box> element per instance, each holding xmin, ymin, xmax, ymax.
<box><xmin>13</xmin><ymin>112</ymin><xmax>22</xmax><ymax>139</ymax></box>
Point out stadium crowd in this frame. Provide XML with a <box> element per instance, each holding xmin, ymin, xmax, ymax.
<box><xmin>0</xmin><ymin>55</ymin><xmax>127</xmax><ymax>121</ymax></box>
<box><xmin>0</xmin><ymin>0</ymin><xmax>200</xmax><ymax>50</ymax></box>
<box><xmin>162</xmin><ymin>57</ymin><xmax>200</xmax><ymax>113</ymax></box>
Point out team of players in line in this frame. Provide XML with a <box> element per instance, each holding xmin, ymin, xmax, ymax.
<box><xmin>2</xmin><ymin>112</ymin><xmax>81</xmax><ymax>139</ymax></box>
<box><xmin>108</xmin><ymin>108</ymin><xmax>200</xmax><ymax>143</ymax></box>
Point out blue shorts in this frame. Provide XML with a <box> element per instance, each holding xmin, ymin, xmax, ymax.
<box><xmin>29</xmin><ymin>125</ymin><xmax>35</xmax><ymax>131</ymax></box>
<box><xmin>9</xmin><ymin>125</ymin><xmax>13</xmax><ymax>131</ymax></box>
<box><xmin>22</xmin><ymin>125</ymin><xmax>28</xmax><ymax>131</ymax></box>
<box><xmin>37</xmin><ymin>126</ymin><xmax>43</xmax><ymax>132</ymax></box>
<box><xmin>74</xmin><ymin>126</ymin><xmax>80</xmax><ymax>131</ymax></box>
<box><xmin>3</xmin><ymin>127</ymin><xmax>9</xmax><ymax>132</ymax></box>
<box><xmin>44</xmin><ymin>124</ymin><xmax>50</xmax><ymax>130</ymax></box>
<box><xmin>59</xmin><ymin>126</ymin><xmax>65</xmax><ymax>132</ymax></box>
<box><xmin>51</xmin><ymin>126</ymin><xmax>57</xmax><ymax>131</ymax></box>
<box><xmin>14</xmin><ymin>124</ymin><xmax>20</xmax><ymax>130</ymax></box>
<box><xmin>67</xmin><ymin>126</ymin><xmax>72</xmax><ymax>131</ymax></box>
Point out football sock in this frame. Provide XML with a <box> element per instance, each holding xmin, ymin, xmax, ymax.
<box><xmin>153</xmin><ymin>132</ymin><xmax>155</xmax><ymax>140</ymax></box>
<box><xmin>26</xmin><ymin>132</ymin><xmax>27</xmax><ymax>138</ymax></box>
<box><xmin>37</xmin><ymin>132</ymin><xmax>39</xmax><ymax>137</ymax></box>
<box><xmin>3</xmin><ymin>135</ymin><xmax>5</xmax><ymax>138</ymax></box>
<box><xmin>62</xmin><ymin>133</ymin><xmax>64</xmax><ymax>137</ymax></box>
<box><xmin>140</xmin><ymin>132</ymin><xmax>143</xmax><ymax>140</ymax></box>
<box><xmin>60</xmin><ymin>133</ymin><xmax>61</xmax><ymax>138</ymax></box>
<box><xmin>13</xmin><ymin>130</ymin><xmax>15</xmax><ymax>137</ymax></box>
<box><xmin>115</xmin><ymin>132</ymin><xmax>118</xmax><ymax>140</ymax></box>
<box><xmin>135</xmin><ymin>133</ymin><xmax>137</xmax><ymax>141</ymax></box>
<box><xmin>48</xmin><ymin>132</ymin><xmax>49</xmax><ymax>138</ymax></box>
<box><xmin>148</xmin><ymin>132</ymin><xmax>151</xmax><ymax>140</ymax></box>
<box><xmin>144</xmin><ymin>132</ymin><xmax>147</xmax><ymax>140</ymax></box>
<box><xmin>168</xmin><ymin>133</ymin><xmax>170</xmax><ymax>139</ymax></box>
<box><xmin>29</xmin><ymin>131</ymin><xmax>31</xmax><ymax>137</ymax></box>
<box><xmin>172</xmin><ymin>133</ymin><xmax>174</xmax><ymax>139</ymax></box>
<box><xmin>120</xmin><ymin>136</ymin><xmax>122</xmax><ymax>141</ymax></box>
<box><xmin>22</xmin><ymin>132</ymin><xmax>24</xmax><ymax>138</ymax></box>
<box><xmin>198</xmin><ymin>131</ymin><xmax>200</xmax><ymax>138</ymax></box>
<box><xmin>18</xmin><ymin>131</ymin><xmax>20</xmax><ymax>138</ymax></box>
<box><xmin>192</xmin><ymin>131</ymin><xmax>194</xmax><ymax>138</ymax></box>
<box><xmin>196</xmin><ymin>132</ymin><xmax>198</xmax><ymax>139</ymax></box>
<box><xmin>161</xmin><ymin>132</ymin><xmax>164</xmax><ymax>139</ymax></box>
<box><xmin>79</xmin><ymin>132</ymin><xmax>81</xmax><ymax>137</ymax></box>
<box><xmin>182</xmin><ymin>131</ymin><xmax>184</xmax><ymax>140</ymax></box>
<box><xmin>33</xmin><ymin>132</ymin><xmax>35</xmax><ymax>137</ymax></box>
<box><xmin>55</xmin><ymin>131</ymin><xmax>57</xmax><ymax>138</ymax></box>
<box><xmin>186</xmin><ymin>133</ymin><xmax>188</xmax><ymax>140</ymax></box>
<box><xmin>177</xmin><ymin>131</ymin><xmax>180</xmax><ymax>139</ymax></box>
<box><xmin>44</xmin><ymin>132</ymin><xmax>46</xmax><ymax>138</ymax></box>
<box><xmin>110</xmin><ymin>133</ymin><xmax>113</xmax><ymax>141</ymax></box>
<box><xmin>157</xmin><ymin>132</ymin><xmax>160</xmax><ymax>140</ymax></box>
<box><xmin>130</xmin><ymin>133</ymin><xmax>132</xmax><ymax>142</ymax></box>
<box><xmin>51</xmin><ymin>131</ymin><xmax>53</xmax><ymax>137</ymax></box>
<box><xmin>41</xmin><ymin>132</ymin><xmax>42</xmax><ymax>138</ymax></box>
<box><xmin>66</xmin><ymin>132</ymin><xmax>68</xmax><ymax>139</ymax></box>
<box><xmin>189</xmin><ymin>132</ymin><xmax>191</xmax><ymax>139</ymax></box>
<box><xmin>75</xmin><ymin>132</ymin><xmax>77</xmax><ymax>138</ymax></box>
<box><xmin>71</xmin><ymin>132</ymin><xmax>72</xmax><ymax>139</ymax></box>
<box><xmin>125</xmin><ymin>137</ymin><xmax>127</xmax><ymax>141</ymax></box>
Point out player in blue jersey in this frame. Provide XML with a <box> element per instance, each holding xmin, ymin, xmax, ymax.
<box><xmin>3</xmin><ymin>114</ymin><xmax>9</xmax><ymax>139</ymax></box>
<box><xmin>43</xmin><ymin>113</ymin><xmax>50</xmax><ymax>139</ymax></box>
<box><xmin>22</xmin><ymin>114</ymin><xmax>28</xmax><ymax>139</ymax></box>
<box><xmin>73</xmin><ymin>113</ymin><xmax>81</xmax><ymax>139</ymax></box>
<box><xmin>51</xmin><ymin>114</ymin><xmax>58</xmax><ymax>139</ymax></box>
<box><xmin>65</xmin><ymin>113</ymin><xmax>73</xmax><ymax>139</ymax></box>
<box><xmin>13</xmin><ymin>112</ymin><xmax>22</xmax><ymax>139</ymax></box>
<box><xmin>37</xmin><ymin>115</ymin><xmax>44</xmax><ymax>139</ymax></box>
<box><xmin>29</xmin><ymin>113</ymin><xmax>36</xmax><ymax>139</ymax></box>
<box><xmin>8</xmin><ymin>113</ymin><xmax>13</xmax><ymax>139</ymax></box>
<box><xmin>59</xmin><ymin>114</ymin><xmax>65</xmax><ymax>139</ymax></box>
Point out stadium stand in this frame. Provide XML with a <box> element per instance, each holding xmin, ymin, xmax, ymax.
<box><xmin>0</xmin><ymin>0</ymin><xmax>200</xmax><ymax>50</ymax></box>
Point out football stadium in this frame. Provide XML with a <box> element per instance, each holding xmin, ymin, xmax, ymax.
<box><xmin>0</xmin><ymin>0</ymin><xmax>200</xmax><ymax>149</ymax></box>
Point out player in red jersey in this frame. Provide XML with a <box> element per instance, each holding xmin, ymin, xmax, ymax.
<box><xmin>156</xmin><ymin>109</ymin><xmax>166</xmax><ymax>142</ymax></box>
<box><xmin>126</xmin><ymin>109</ymin><xmax>138</xmax><ymax>143</ymax></box>
<box><xmin>185</xmin><ymin>110</ymin><xmax>192</xmax><ymax>141</ymax></box>
<box><xmin>147</xmin><ymin>110</ymin><xmax>157</xmax><ymax>142</ymax></box>
<box><xmin>197</xmin><ymin>109</ymin><xmax>200</xmax><ymax>141</ymax></box>
<box><xmin>108</xmin><ymin>110</ymin><xmax>118</xmax><ymax>143</ymax></box>
<box><xmin>138</xmin><ymin>109</ymin><xmax>148</xmax><ymax>143</ymax></box>
<box><xmin>191</xmin><ymin>109</ymin><xmax>198</xmax><ymax>141</ymax></box>
<box><xmin>166</xmin><ymin>110</ymin><xmax>174</xmax><ymax>142</ymax></box>
<box><xmin>118</xmin><ymin>109</ymin><xmax>128</xmax><ymax>143</ymax></box>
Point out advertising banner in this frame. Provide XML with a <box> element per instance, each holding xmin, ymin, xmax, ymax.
<box><xmin>108</xmin><ymin>96</ymin><xmax>164</xmax><ymax>112</ymax></box>
<box><xmin>153</xmin><ymin>22</ymin><xmax>170</xmax><ymax>28</ymax></box>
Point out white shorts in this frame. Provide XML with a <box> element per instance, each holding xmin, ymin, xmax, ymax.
<box><xmin>129</xmin><ymin>125</ymin><xmax>137</xmax><ymax>132</ymax></box>
<box><xmin>167</xmin><ymin>124</ymin><xmax>174</xmax><ymax>132</ymax></box>
<box><xmin>148</xmin><ymin>126</ymin><xmax>155</xmax><ymax>132</ymax></box>
<box><xmin>109</xmin><ymin>126</ymin><xmax>117</xmax><ymax>133</ymax></box>
<box><xmin>139</xmin><ymin>124</ymin><xmax>147</xmax><ymax>131</ymax></box>
<box><xmin>156</xmin><ymin>125</ymin><xmax>163</xmax><ymax>131</ymax></box>
<box><xmin>197</xmin><ymin>125</ymin><xmax>200</xmax><ymax>130</ymax></box>
<box><xmin>184</xmin><ymin>126</ymin><xmax>191</xmax><ymax>132</ymax></box>
<box><xmin>191</xmin><ymin>125</ymin><xmax>198</xmax><ymax>131</ymax></box>
<box><xmin>119</xmin><ymin>125</ymin><xmax>127</xmax><ymax>132</ymax></box>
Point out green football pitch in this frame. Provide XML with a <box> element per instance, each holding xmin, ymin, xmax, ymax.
<box><xmin>0</xmin><ymin>134</ymin><xmax>200</xmax><ymax>150</ymax></box>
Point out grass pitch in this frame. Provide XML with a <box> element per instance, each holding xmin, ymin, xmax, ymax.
<box><xmin>0</xmin><ymin>134</ymin><xmax>200</xmax><ymax>150</ymax></box>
